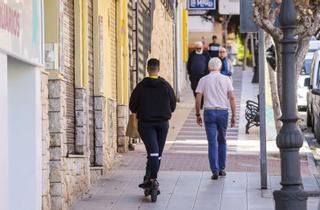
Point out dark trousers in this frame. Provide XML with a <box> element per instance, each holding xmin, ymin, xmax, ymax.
<box><xmin>189</xmin><ymin>75</ymin><xmax>203</xmax><ymax>97</ymax></box>
<box><xmin>138</xmin><ymin>121</ymin><xmax>169</xmax><ymax>179</ymax></box>
<box><xmin>189</xmin><ymin>75</ymin><xmax>204</xmax><ymax>107</ymax></box>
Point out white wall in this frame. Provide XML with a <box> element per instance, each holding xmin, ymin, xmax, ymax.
<box><xmin>0</xmin><ymin>53</ymin><xmax>8</xmax><ymax>210</ymax></box>
<box><xmin>188</xmin><ymin>16</ymin><xmax>214</xmax><ymax>32</ymax></box>
<box><xmin>8</xmin><ymin>57</ymin><xmax>42</xmax><ymax>210</ymax></box>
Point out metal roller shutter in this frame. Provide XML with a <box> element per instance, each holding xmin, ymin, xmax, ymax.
<box><xmin>64</xmin><ymin>0</ymin><xmax>75</xmax><ymax>153</ymax></box>
<box><xmin>108</xmin><ymin>0</ymin><xmax>118</xmax><ymax>148</ymax></box>
<box><xmin>133</xmin><ymin>1</ymin><xmax>154</xmax><ymax>84</ymax></box>
<box><xmin>88</xmin><ymin>0</ymin><xmax>95</xmax><ymax>165</ymax></box>
<box><xmin>110</xmin><ymin>0</ymin><xmax>117</xmax><ymax>99</ymax></box>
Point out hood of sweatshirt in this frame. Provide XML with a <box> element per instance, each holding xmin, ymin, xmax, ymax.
<box><xmin>140</xmin><ymin>77</ymin><xmax>166</xmax><ymax>88</ymax></box>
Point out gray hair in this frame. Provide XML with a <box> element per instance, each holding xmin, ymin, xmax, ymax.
<box><xmin>219</xmin><ymin>46</ymin><xmax>227</xmax><ymax>52</ymax></box>
<box><xmin>208</xmin><ymin>57</ymin><xmax>222</xmax><ymax>70</ymax></box>
<box><xmin>195</xmin><ymin>41</ymin><xmax>203</xmax><ymax>47</ymax></box>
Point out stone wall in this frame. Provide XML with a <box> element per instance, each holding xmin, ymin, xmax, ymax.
<box><xmin>62</xmin><ymin>157</ymin><xmax>90</xmax><ymax>209</ymax></box>
<box><xmin>149</xmin><ymin>0</ymin><xmax>174</xmax><ymax>86</ymax></box>
<box><xmin>75</xmin><ymin>88</ymin><xmax>88</xmax><ymax>154</ymax></box>
<box><xmin>106</xmin><ymin>99</ymin><xmax>118</xmax><ymax>169</ymax></box>
<box><xmin>117</xmin><ymin>105</ymin><xmax>129</xmax><ymax>153</ymax></box>
<box><xmin>48</xmin><ymin>79</ymin><xmax>91</xmax><ymax>210</ymax></box>
<box><xmin>42</xmin><ymin>72</ymin><xmax>51</xmax><ymax>210</ymax></box>
<box><xmin>48</xmin><ymin>79</ymin><xmax>66</xmax><ymax>210</ymax></box>
<box><xmin>94</xmin><ymin>96</ymin><xmax>105</xmax><ymax>165</ymax></box>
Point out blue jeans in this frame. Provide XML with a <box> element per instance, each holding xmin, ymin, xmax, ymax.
<box><xmin>204</xmin><ymin>109</ymin><xmax>228</xmax><ymax>173</ymax></box>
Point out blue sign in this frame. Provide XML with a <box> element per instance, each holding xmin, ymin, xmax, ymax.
<box><xmin>188</xmin><ymin>0</ymin><xmax>216</xmax><ymax>10</ymax></box>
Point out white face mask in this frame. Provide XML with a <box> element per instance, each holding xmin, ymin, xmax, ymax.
<box><xmin>196</xmin><ymin>49</ymin><xmax>203</xmax><ymax>54</ymax></box>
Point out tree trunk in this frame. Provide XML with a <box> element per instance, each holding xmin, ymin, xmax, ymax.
<box><xmin>295</xmin><ymin>37</ymin><xmax>309</xmax><ymax>80</ymax></box>
<box><xmin>222</xmin><ymin>15</ymin><xmax>232</xmax><ymax>45</ymax></box>
<box><xmin>267</xmin><ymin>64</ymin><xmax>282</xmax><ymax>133</ymax></box>
<box><xmin>250</xmin><ymin>33</ymin><xmax>255</xmax><ymax>67</ymax></box>
<box><xmin>274</xmin><ymin>41</ymin><xmax>283</xmax><ymax>109</ymax></box>
<box><xmin>223</xmin><ymin>21</ymin><xmax>228</xmax><ymax>45</ymax></box>
<box><xmin>251</xmin><ymin>43</ymin><xmax>259</xmax><ymax>83</ymax></box>
<box><xmin>265</xmin><ymin>34</ymin><xmax>282</xmax><ymax>133</ymax></box>
<box><xmin>243</xmin><ymin>34</ymin><xmax>249</xmax><ymax>70</ymax></box>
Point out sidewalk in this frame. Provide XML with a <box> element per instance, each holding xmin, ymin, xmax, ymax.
<box><xmin>72</xmin><ymin>68</ymin><xmax>320</xmax><ymax>210</ymax></box>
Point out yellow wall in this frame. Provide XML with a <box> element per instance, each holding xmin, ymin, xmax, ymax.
<box><xmin>93</xmin><ymin>0</ymin><xmax>101</xmax><ymax>95</ymax></box>
<box><xmin>182</xmin><ymin>9</ymin><xmax>188</xmax><ymax>63</ymax></box>
<box><xmin>116</xmin><ymin>0</ymin><xmax>129</xmax><ymax>105</ymax></box>
<box><xmin>74</xmin><ymin>0</ymin><xmax>83</xmax><ymax>87</ymax></box>
<box><xmin>44</xmin><ymin>0</ymin><xmax>63</xmax><ymax>79</ymax></box>
<box><xmin>94</xmin><ymin>0</ymin><xmax>129</xmax><ymax>103</ymax></box>
<box><xmin>82</xmin><ymin>0</ymin><xmax>89</xmax><ymax>88</ymax></box>
<box><xmin>95</xmin><ymin>0</ymin><xmax>115</xmax><ymax>99</ymax></box>
<box><xmin>44</xmin><ymin>0</ymin><xmax>59</xmax><ymax>42</ymax></box>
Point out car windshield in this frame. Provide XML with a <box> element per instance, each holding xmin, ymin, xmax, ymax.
<box><xmin>301</xmin><ymin>59</ymin><xmax>312</xmax><ymax>75</ymax></box>
<box><xmin>308</xmin><ymin>49</ymin><xmax>318</xmax><ymax>53</ymax></box>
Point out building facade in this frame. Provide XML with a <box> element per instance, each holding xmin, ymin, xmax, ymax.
<box><xmin>43</xmin><ymin>0</ymin><xmax>131</xmax><ymax>209</ymax></box>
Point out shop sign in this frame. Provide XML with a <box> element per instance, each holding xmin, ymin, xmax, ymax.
<box><xmin>0</xmin><ymin>0</ymin><xmax>43</xmax><ymax>66</ymax></box>
<box><xmin>187</xmin><ymin>0</ymin><xmax>216</xmax><ymax>10</ymax></box>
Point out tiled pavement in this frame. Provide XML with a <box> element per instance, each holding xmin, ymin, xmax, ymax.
<box><xmin>72</xmin><ymin>170</ymin><xmax>320</xmax><ymax>210</ymax></box>
<box><xmin>118</xmin><ymin>68</ymin><xmax>311</xmax><ymax>175</ymax></box>
<box><xmin>72</xmin><ymin>68</ymin><xmax>320</xmax><ymax>210</ymax></box>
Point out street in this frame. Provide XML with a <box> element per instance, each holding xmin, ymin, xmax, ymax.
<box><xmin>71</xmin><ymin>68</ymin><xmax>320</xmax><ymax>210</ymax></box>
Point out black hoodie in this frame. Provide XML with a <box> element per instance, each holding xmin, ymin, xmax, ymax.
<box><xmin>129</xmin><ymin>77</ymin><xmax>176</xmax><ymax>122</ymax></box>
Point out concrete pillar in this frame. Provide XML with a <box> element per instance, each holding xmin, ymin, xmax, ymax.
<box><xmin>8</xmin><ymin>57</ymin><xmax>42</xmax><ymax>210</ymax></box>
<box><xmin>0</xmin><ymin>52</ymin><xmax>8</xmax><ymax>210</ymax></box>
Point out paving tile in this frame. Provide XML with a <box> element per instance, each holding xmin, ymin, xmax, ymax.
<box><xmin>220</xmin><ymin>194</ymin><xmax>247</xmax><ymax>210</ymax></box>
<box><xmin>193</xmin><ymin>193</ymin><xmax>221</xmax><ymax>210</ymax></box>
<box><xmin>247</xmin><ymin>191</ymin><xmax>274</xmax><ymax>210</ymax></box>
<box><xmin>307</xmin><ymin>198</ymin><xmax>320</xmax><ymax>210</ymax></box>
<box><xmin>247</xmin><ymin>172</ymin><xmax>264</xmax><ymax>190</ymax></box>
<box><xmin>197</xmin><ymin>180</ymin><xmax>224</xmax><ymax>194</ymax></box>
<box><xmin>165</xmin><ymin>195</ymin><xmax>197</xmax><ymax>210</ymax></box>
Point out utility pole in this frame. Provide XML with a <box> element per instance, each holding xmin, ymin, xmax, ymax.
<box><xmin>258</xmin><ymin>29</ymin><xmax>267</xmax><ymax>189</ymax></box>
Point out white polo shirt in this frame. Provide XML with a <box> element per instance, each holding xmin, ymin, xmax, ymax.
<box><xmin>195</xmin><ymin>72</ymin><xmax>234</xmax><ymax>109</ymax></box>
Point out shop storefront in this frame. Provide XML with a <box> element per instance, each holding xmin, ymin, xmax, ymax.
<box><xmin>0</xmin><ymin>1</ymin><xmax>43</xmax><ymax>210</ymax></box>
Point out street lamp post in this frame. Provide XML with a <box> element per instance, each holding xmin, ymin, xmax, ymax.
<box><xmin>273</xmin><ymin>0</ymin><xmax>307</xmax><ymax>209</ymax></box>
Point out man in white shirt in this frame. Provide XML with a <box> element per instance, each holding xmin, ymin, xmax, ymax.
<box><xmin>195</xmin><ymin>57</ymin><xmax>236</xmax><ymax>180</ymax></box>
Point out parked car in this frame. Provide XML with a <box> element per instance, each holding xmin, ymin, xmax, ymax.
<box><xmin>305</xmin><ymin>50</ymin><xmax>320</xmax><ymax>142</ymax></box>
<box><xmin>308</xmin><ymin>39</ymin><xmax>320</xmax><ymax>53</ymax></box>
<box><xmin>297</xmin><ymin>53</ymin><xmax>313</xmax><ymax>110</ymax></box>
<box><xmin>297</xmin><ymin>40</ymin><xmax>320</xmax><ymax>110</ymax></box>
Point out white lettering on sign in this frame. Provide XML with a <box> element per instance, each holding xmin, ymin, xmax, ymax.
<box><xmin>0</xmin><ymin>3</ymin><xmax>20</xmax><ymax>37</ymax></box>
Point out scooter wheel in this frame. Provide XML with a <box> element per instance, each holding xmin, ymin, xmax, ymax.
<box><xmin>150</xmin><ymin>189</ymin><xmax>158</xmax><ymax>202</ymax></box>
<box><xmin>144</xmin><ymin>189</ymin><xmax>150</xmax><ymax>196</ymax></box>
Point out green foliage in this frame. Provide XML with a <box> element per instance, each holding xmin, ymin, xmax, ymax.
<box><xmin>236</xmin><ymin>34</ymin><xmax>244</xmax><ymax>61</ymax></box>
<box><xmin>235</xmin><ymin>34</ymin><xmax>252</xmax><ymax>64</ymax></box>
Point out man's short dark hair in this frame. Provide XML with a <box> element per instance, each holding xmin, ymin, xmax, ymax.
<box><xmin>212</xmin><ymin>35</ymin><xmax>217</xmax><ymax>40</ymax></box>
<box><xmin>147</xmin><ymin>58</ymin><xmax>160</xmax><ymax>71</ymax></box>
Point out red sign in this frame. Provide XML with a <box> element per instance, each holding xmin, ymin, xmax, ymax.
<box><xmin>0</xmin><ymin>3</ymin><xmax>20</xmax><ymax>37</ymax></box>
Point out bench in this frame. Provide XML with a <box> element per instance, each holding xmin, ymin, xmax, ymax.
<box><xmin>245</xmin><ymin>100</ymin><xmax>260</xmax><ymax>134</ymax></box>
